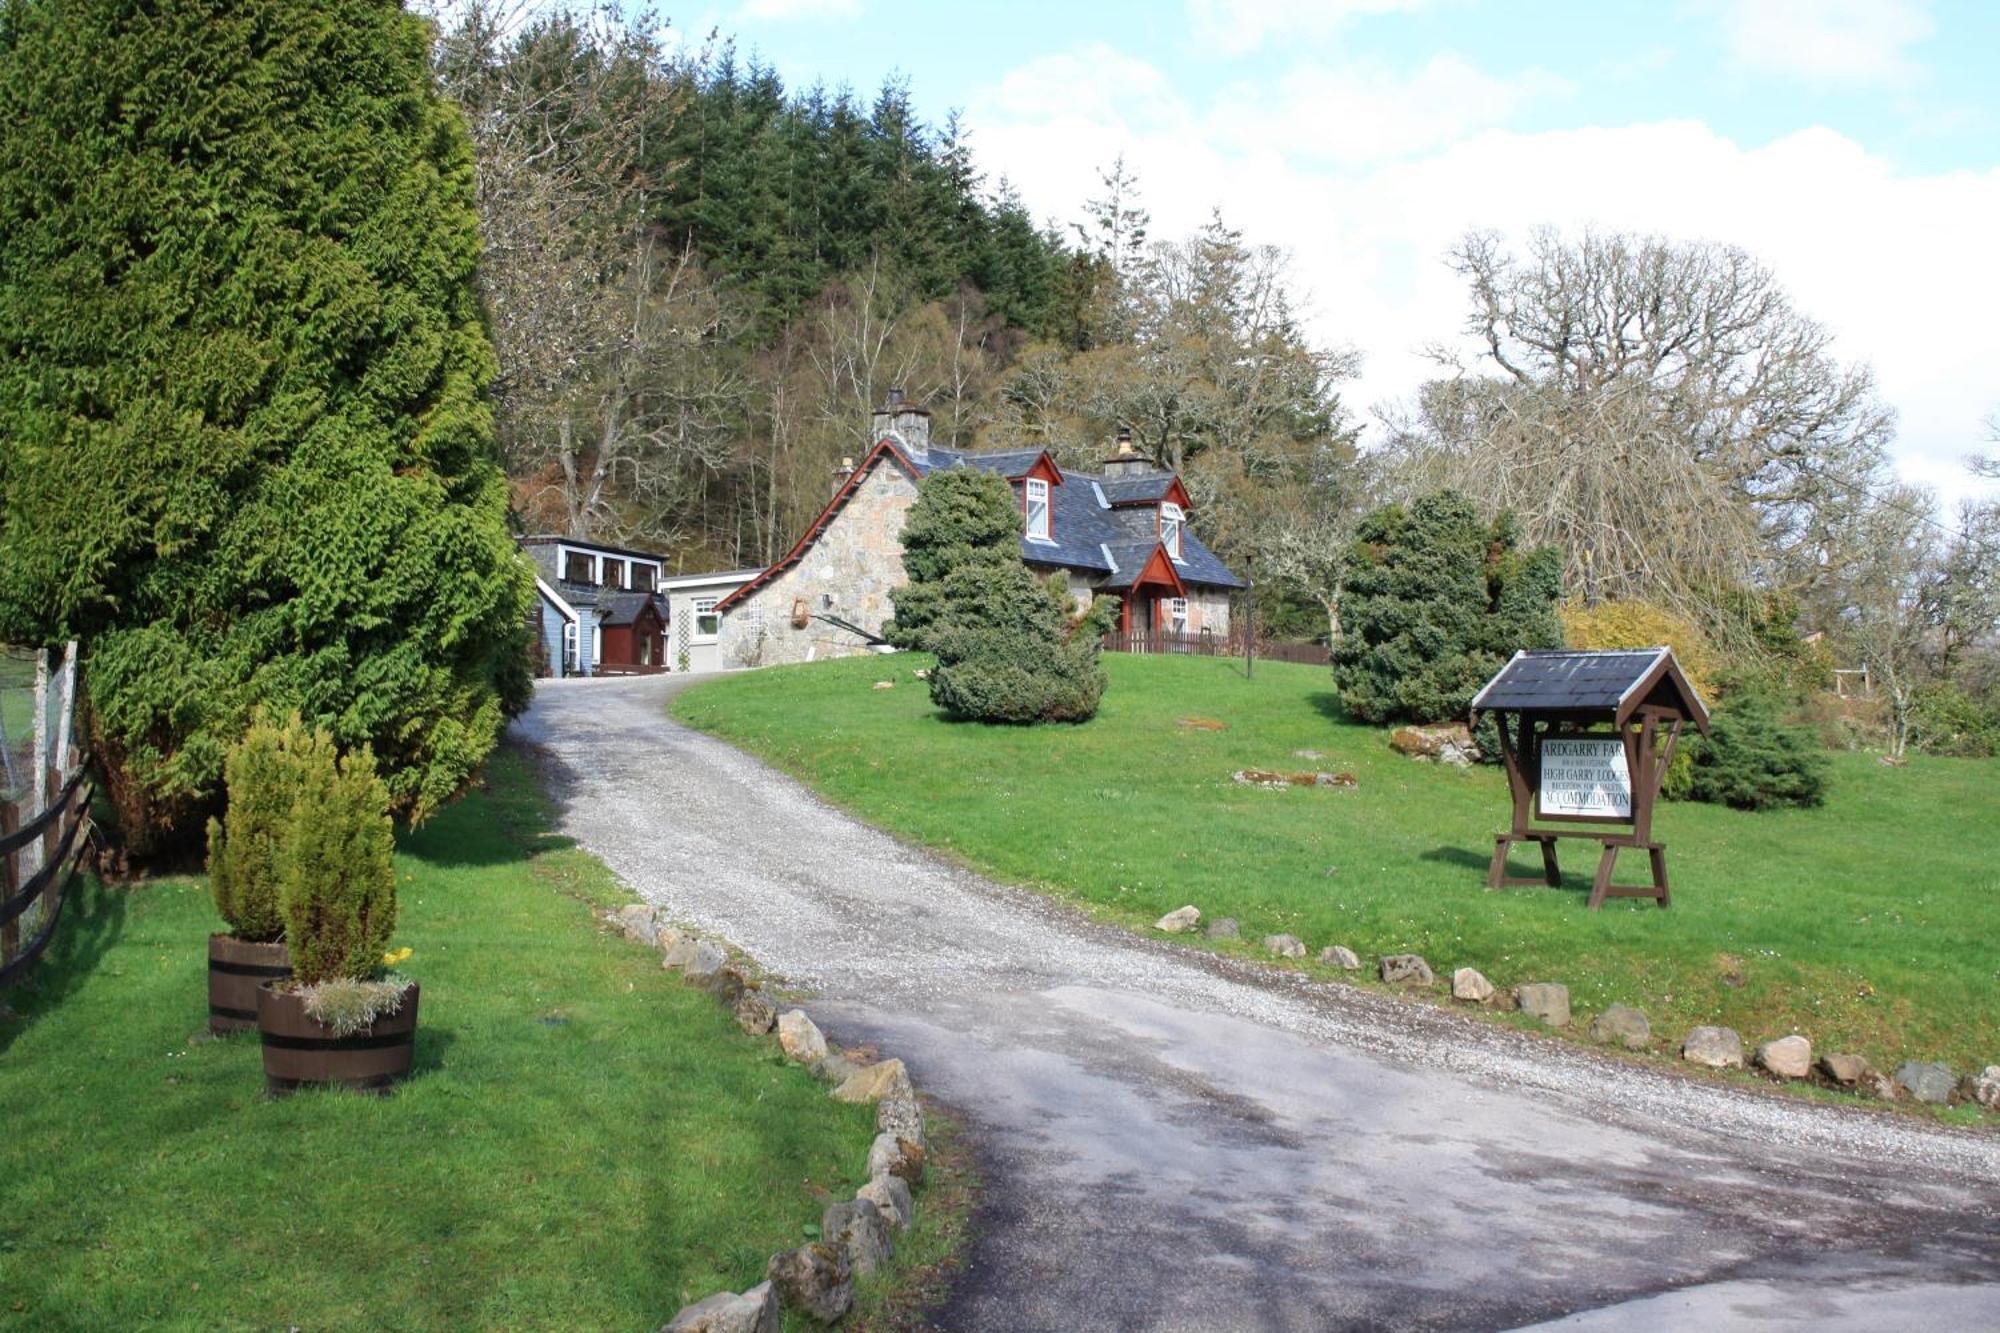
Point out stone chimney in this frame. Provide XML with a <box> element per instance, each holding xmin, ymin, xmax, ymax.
<box><xmin>1100</xmin><ymin>426</ymin><xmax>1156</xmax><ymax>479</ymax></box>
<box><xmin>831</xmin><ymin>456</ymin><xmax>856</xmax><ymax>495</ymax></box>
<box><xmin>870</xmin><ymin>387</ymin><xmax>931</xmax><ymax>464</ymax></box>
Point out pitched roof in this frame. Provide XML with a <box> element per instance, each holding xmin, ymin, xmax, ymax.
<box><xmin>716</xmin><ymin>435</ymin><xmax>1243</xmax><ymax>613</ymax></box>
<box><xmin>1470</xmin><ymin>648</ymin><xmax>1710</xmax><ymax>731</ymax></box>
<box><xmin>598</xmin><ymin>592</ymin><xmax>665</xmax><ymax>627</ymax></box>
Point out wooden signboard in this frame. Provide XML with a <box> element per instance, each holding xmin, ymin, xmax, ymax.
<box><xmin>1537</xmin><ymin>736</ymin><xmax>1632</xmax><ymax>820</ymax></box>
<box><xmin>1469</xmin><ymin>648</ymin><xmax>1709</xmax><ymax>911</ymax></box>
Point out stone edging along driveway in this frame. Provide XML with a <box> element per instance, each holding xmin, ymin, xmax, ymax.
<box><xmin>517</xmin><ymin>674</ymin><xmax>2000</xmax><ymax>1332</ymax></box>
<box><xmin>605</xmin><ymin>903</ymin><xmax>932</xmax><ymax>1331</ymax></box>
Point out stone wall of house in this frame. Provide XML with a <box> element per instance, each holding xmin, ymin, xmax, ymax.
<box><xmin>1030</xmin><ymin>567</ymin><xmax>1100</xmax><ymax>615</ymax></box>
<box><xmin>718</xmin><ymin>463</ymin><xmax>920</xmax><ymax>668</ymax></box>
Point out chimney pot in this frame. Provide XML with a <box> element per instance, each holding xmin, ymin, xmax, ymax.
<box><xmin>887</xmin><ymin>386</ymin><xmax>905</xmax><ymax>408</ymax></box>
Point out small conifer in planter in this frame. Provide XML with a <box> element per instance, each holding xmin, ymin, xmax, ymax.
<box><xmin>255</xmin><ymin>740</ymin><xmax>418</xmax><ymax>1095</ymax></box>
<box><xmin>203</xmin><ymin>719</ymin><xmax>327</xmax><ymax>1032</ymax></box>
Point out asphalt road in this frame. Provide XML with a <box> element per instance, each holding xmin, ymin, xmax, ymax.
<box><xmin>513</xmin><ymin>674</ymin><xmax>2000</xmax><ymax>1332</ymax></box>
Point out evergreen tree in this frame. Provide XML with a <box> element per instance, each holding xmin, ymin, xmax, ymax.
<box><xmin>889</xmin><ymin>470</ymin><xmax>1116</xmax><ymax>723</ymax></box>
<box><xmin>1333</xmin><ymin>492</ymin><xmax>1563</xmax><ymax>724</ymax></box>
<box><xmin>0</xmin><ymin>0</ymin><xmax>532</xmax><ymax>849</ymax></box>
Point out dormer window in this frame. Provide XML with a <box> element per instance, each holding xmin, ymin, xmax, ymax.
<box><xmin>1025</xmin><ymin>477</ymin><xmax>1052</xmax><ymax>541</ymax></box>
<box><xmin>563</xmin><ymin>550</ymin><xmax>595</xmax><ymax>584</ymax></box>
<box><xmin>1159</xmin><ymin>502</ymin><xmax>1184</xmax><ymax>560</ymax></box>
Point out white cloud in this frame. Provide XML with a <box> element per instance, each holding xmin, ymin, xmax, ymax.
<box><xmin>1703</xmin><ymin>0</ymin><xmax>1935</xmax><ymax>85</ymax></box>
<box><xmin>1187</xmin><ymin>0</ymin><xmax>1429</xmax><ymax>57</ymax></box>
<box><xmin>1209</xmin><ymin>56</ymin><xmax>1571</xmax><ymax>165</ymax></box>
<box><xmin>737</xmin><ymin>0</ymin><xmax>859</xmax><ymax>21</ymax></box>
<box><xmin>967</xmin><ymin>48</ymin><xmax>2000</xmax><ymax>504</ymax></box>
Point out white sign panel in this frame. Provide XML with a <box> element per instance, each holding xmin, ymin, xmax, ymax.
<box><xmin>1539</xmin><ymin>738</ymin><xmax>1632</xmax><ymax>819</ymax></box>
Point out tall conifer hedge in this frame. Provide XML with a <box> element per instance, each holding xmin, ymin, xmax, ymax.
<box><xmin>0</xmin><ymin>1</ymin><xmax>532</xmax><ymax>848</ymax></box>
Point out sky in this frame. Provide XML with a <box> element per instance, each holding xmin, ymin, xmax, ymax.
<box><xmin>682</xmin><ymin>0</ymin><xmax>2000</xmax><ymax>504</ymax></box>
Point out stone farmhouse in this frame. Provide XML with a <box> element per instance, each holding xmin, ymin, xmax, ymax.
<box><xmin>714</xmin><ymin>392</ymin><xmax>1243</xmax><ymax>668</ymax></box>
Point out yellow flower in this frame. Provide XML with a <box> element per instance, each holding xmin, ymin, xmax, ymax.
<box><xmin>383</xmin><ymin>946</ymin><xmax>413</xmax><ymax>965</ymax></box>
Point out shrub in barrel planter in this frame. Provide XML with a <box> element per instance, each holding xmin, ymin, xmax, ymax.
<box><xmin>203</xmin><ymin>719</ymin><xmax>326</xmax><ymax>1031</ymax></box>
<box><xmin>257</xmin><ymin>741</ymin><xmax>417</xmax><ymax>1095</ymax></box>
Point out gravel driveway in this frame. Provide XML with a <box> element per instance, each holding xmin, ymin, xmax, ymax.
<box><xmin>513</xmin><ymin>674</ymin><xmax>2000</xmax><ymax>1332</ymax></box>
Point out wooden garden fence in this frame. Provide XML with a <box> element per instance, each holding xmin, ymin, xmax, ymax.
<box><xmin>1</xmin><ymin>643</ymin><xmax>93</xmax><ymax>988</ymax></box>
<box><xmin>1102</xmin><ymin>629</ymin><xmax>1331</xmax><ymax>666</ymax></box>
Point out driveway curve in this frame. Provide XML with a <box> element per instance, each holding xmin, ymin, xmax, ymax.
<box><xmin>513</xmin><ymin>674</ymin><xmax>2000</xmax><ymax>1332</ymax></box>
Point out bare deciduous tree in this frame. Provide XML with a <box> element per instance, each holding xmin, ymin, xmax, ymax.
<box><xmin>1386</xmin><ymin>228</ymin><xmax>1896</xmax><ymax>640</ymax></box>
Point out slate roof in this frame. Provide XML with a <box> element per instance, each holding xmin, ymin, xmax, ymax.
<box><xmin>598</xmin><ymin>591</ymin><xmax>666</xmax><ymax>627</ymax></box>
<box><xmin>1470</xmin><ymin>648</ymin><xmax>1708</xmax><ymax>731</ymax></box>
<box><xmin>1097</xmin><ymin>474</ymin><xmax>1178</xmax><ymax>505</ymax></box>
<box><xmin>925</xmin><ymin>448</ymin><xmax>1242</xmax><ymax>590</ymax></box>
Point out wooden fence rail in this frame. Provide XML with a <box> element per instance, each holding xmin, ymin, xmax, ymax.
<box><xmin>1</xmin><ymin>643</ymin><xmax>91</xmax><ymax>989</ymax></box>
<box><xmin>1102</xmin><ymin>630</ymin><xmax>1330</xmax><ymax>666</ymax></box>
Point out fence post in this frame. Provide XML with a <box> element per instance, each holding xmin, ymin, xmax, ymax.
<box><xmin>1</xmin><ymin>802</ymin><xmax>16</xmax><ymax>967</ymax></box>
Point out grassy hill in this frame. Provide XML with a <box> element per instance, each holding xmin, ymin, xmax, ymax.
<box><xmin>675</xmin><ymin>653</ymin><xmax>2000</xmax><ymax>1088</ymax></box>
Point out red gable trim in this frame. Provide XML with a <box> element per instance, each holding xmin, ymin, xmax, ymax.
<box><xmin>1017</xmin><ymin>452</ymin><xmax>1063</xmax><ymax>486</ymax></box>
<box><xmin>1126</xmin><ymin>544</ymin><xmax>1186</xmax><ymax>595</ymax></box>
<box><xmin>713</xmin><ymin>438</ymin><xmax>923</xmax><ymax>614</ymax></box>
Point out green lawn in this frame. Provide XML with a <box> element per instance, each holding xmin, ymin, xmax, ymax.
<box><xmin>0</xmin><ymin>751</ymin><xmax>943</xmax><ymax>1330</ymax></box>
<box><xmin>675</xmin><ymin>653</ymin><xmax>2000</xmax><ymax>1084</ymax></box>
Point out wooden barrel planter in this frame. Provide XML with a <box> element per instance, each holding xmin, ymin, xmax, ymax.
<box><xmin>256</xmin><ymin>981</ymin><xmax>420</xmax><ymax>1095</ymax></box>
<box><xmin>207</xmin><ymin>934</ymin><xmax>292</xmax><ymax>1033</ymax></box>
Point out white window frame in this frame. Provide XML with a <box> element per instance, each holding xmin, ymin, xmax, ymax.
<box><xmin>561</xmin><ymin>621</ymin><xmax>579</xmax><ymax>674</ymax></box>
<box><xmin>1168</xmin><ymin>597</ymin><xmax>1189</xmax><ymax>633</ymax></box>
<box><xmin>562</xmin><ymin>547</ymin><xmax>597</xmax><ymax>585</ymax></box>
<box><xmin>1159</xmin><ymin>502</ymin><xmax>1184</xmax><ymax>561</ymax></box>
<box><xmin>591</xmin><ymin>623</ymin><xmax>602</xmax><ymax>665</ymax></box>
<box><xmin>692</xmin><ymin>595</ymin><xmax>721</xmax><ymax>641</ymax></box>
<box><xmin>1024</xmin><ymin>478</ymin><xmax>1052</xmax><ymax>542</ymax></box>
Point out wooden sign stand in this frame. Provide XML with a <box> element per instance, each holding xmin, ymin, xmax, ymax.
<box><xmin>1471</xmin><ymin>648</ymin><xmax>1710</xmax><ymax>912</ymax></box>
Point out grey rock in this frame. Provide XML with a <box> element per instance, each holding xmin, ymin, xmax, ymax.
<box><xmin>617</xmin><ymin>903</ymin><xmax>660</xmax><ymax>946</ymax></box>
<box><xmin>1154</xmin><ymin>905</ymin><xmax>1201</xmax><ymax>934</ymax></box>
<box><xmin>1867</xmin><ymin>1073</ymin><xmax>1904</xmax><ymax>1101</ymax></box>
<box><xmin>661</xmin><ymin>1282</ymin><xmax>778</xmax><ymax>1333</ymax></box>
<box><xmin>1320</xmin><ymin>945</ymin><xmax>1361</xmax><ymax>971</ymax></box>
<box><xmin>776</xmin><ymin>1010</ymin><xmax>828</xmax><ymax>1065</ymax></box>
<box><xmin>1683</xmin><ymin>1026</ymin><xmax>1744</xmax><ymax>1069</ymax></box>
<box><xmin>822</xmin><ymin>1198</ymin><xmax>893</xmax><ymax>1275</ymax></box>
<box><xmin>1515</xmin><ymin>983</ymin><xmax>1570</xmax><ymax>1027</ymax></box>
<box><xmin>877</xmin><ymin>1089</ymin><xmax>926</xmax><ymax>1146</ymax></box>
<box><xmin>1205</xmin><ymin>917</ymin><xmax>1240</xmax><ymax>940</ymax></box>
<box><xmin>662</xmin><ymin>935</ymin><xmax>701</xmax><ymax>971</ymax></box>
<box><xmin>858</xmin><ymin>1172</ymin><xmax>914</xmax><ymax>1229</ymax></box>
<box><xmin>682</xmin><ymin>939</ymin><xmax>728</xmax><ymax>983</ymax></box>
<box><xmin>764</xmin><ymin>1244</ymin><xmax>852</xmax><ymax>1324</ymax></box>
<box><xmin>1379</xmin><ymin>954</ymin><xmax>1434</xmax><ymax>986</ymax></box>
<box><xmin>867</xmin><ymin>1130</ymin><xmax>926</xmax><ymax>1185</ymax></box>
<box><xmin>735</xmin><ymin>992</ymin><xmax>777</xmax><ymax>1036</ymax></box>
<box><xmin>1818</xmin><ymin>1051</ymin><xmax>1873</xmax><ymax>1086</ymax></box>
<box><xmin>872</xmin><ymin>680</ymin><xmax>895</xmax><ymax>690</ymax></box>
<box><xmin>1894</xmin><ymin>1060</ymin><xmax>1957</xmax><ymax>1105</ymax></box>
<box><xmin>1965</xmin><ymin>1065</ymin><xmax>2000</xmax><ymax>1110</ymax></box>
<box><xmin>1263</xmin><ymin>933</ymin><xmax>1307</xmax><ymax>959</ymax></box>
<box><xmin>1292</xmin><ymin>748</ymin><xmax>1327</xmax><ymax>760</ymax></box>
<box><xmin>1590</xmin><ymin>1005</ymin><xmax>1652</xmax><ymax>1050</ymax></box>
<box><xmin>1757</xmin><ymin>1035</ymin><xmax>1813</xmax><ymax>1080</ymax></box>
<box><xmin>832</xmin><ymin>1057</ymin><xmax>913</xmax><ymax>1105</ymax></box>
<box><xmin>817</xmin><ymin>1052</ymin><xmax>863</xmax><ymax>1084</ymax></box>
<box><xmin>1451</xmin><ymin>968</ymin><xmax>1494</xmax><ymax>1003</ymax></box>
<box><xmin>703</xmin><ymin>964</ymin><xmax>749</xmax><ymax>1007</ymax></box>
<box><xmin>656</xmin><ymin>924</ymin><xmax>685</xmax><ymax>956</ymax></box>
